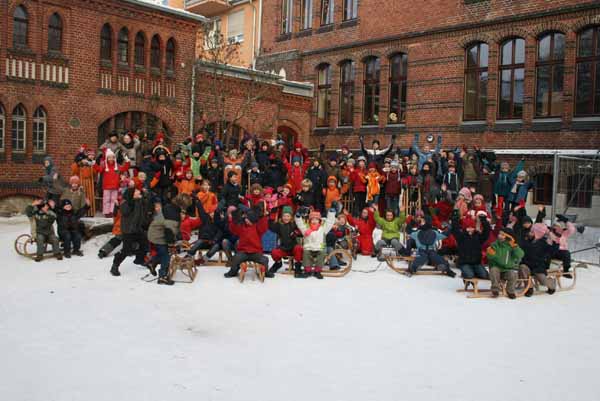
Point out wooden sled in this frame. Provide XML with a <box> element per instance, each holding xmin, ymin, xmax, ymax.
<box><xmin>385</xmin><ymin>255</ymin><xmax>449</xmax><ymax>276</ymax></box>
<box><xmin>238</xmin><ymin>262</ymin><xmax>266</xmax><ymax>283</ymax></box>
<box><xmin>532</xmin><ymin>261</ymin><xmax>587</xmax><ymax>294</ymax></box>
<box><xmin>168</xmin><ymin>254</ymin><xmax>198</xmax><ymax>283</ymax></box>
<box><xmin>323</xmin><ymin>248</ymin><xmax>352</xmax><ymax>277</ymax></box>
<box><xmin>457</xmin><ymin>277</ymin><xmax>532</xmax><ymax>299</ymax></box>
<box><xmin>14</xmin><ymin>234</ymin><xmax>60</xmax><ymax>260</ymax></box>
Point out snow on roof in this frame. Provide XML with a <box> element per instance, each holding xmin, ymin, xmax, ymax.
<box><xmin>121</xmin><ymin>0</ymin><xmax>209</xmax><ymax>23</ymax></box>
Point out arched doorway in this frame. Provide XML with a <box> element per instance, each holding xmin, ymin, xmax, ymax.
<box><xmin>205</xmin><ymin>121</ymin><xmax>251</xmax><ymax>151</ymax></box>
<box><xmin>277</xmin><ymin>125</ymin><xmax>299</xmax><ymax>148</ymax></box>
<box><xmin>97</xmin><ymin>111</ymin><xmax>171</xmax><ymax>146</ymax></box>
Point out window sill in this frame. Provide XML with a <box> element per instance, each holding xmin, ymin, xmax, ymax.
<box><xmin>118</xmin><ymin>63</ymin><xmax>130</xmax><ymax>71</ymax></box>
<box><xmin>100</xmin><ymin>60</ymin><xmax>113</xmax><ymax>69</ymax></box>
<box><xmin>335</xmin><ymin>126</ymin><xmax>355</xmax><ymax>134</ymax></box>
<box><xmin>316</xmin><ymin>24</ymin><xmax>335</xmax><ymax>34</ymax></box>
<box><xmin>493</xmin><ymin>120</ymin><xmax>523</xmax><ymax>132</ymax></box>
<box><xmin>339</xmin><ymin>19</ymin><xmax>359</xmax><ymax>29</ymax></box>
<box><xmin>531</xmin><ymin>118</ymin><xmax>562</xmax><ymax>132</ymax></box>
<box><xmin>11</xmin><ymin>152</ymin><xmax>26</xmax><ymax>163</ymax></box>
<box><xmin>384</xmin><ymin>124</ymin><xmax>407</xmax><ymax>134</ymax></box>
<box><xmin>44</xmin><ymin>51</ymin><xmax>69</xmax><ymax>63</ymax></box>
<box><xmin>276</xmin><ymin>33</ymin><xmax>292</xmax><ymax>42</ymax></box>
<box><xmin>460</xmin><ymin>121</ymin><xmax>487</xmax><ymax>133</ymax></box>
<box><xmin>32</xmin><ymin>153</ymin><xmax>47</xmax><ymax>164</ymax></box>
<box><xmin>294</xmin><ymin>29</ymin><xmax>313</xmax><ymax>39</ymax></box>
<box><xmin>150</xmin><ymin>68</ymin><xmax>161</xmax><ymax>77</ymax></box>
<box><xmin>571</xmin><ymin>116</ymin><xmax>600</xmax><ymax>131</ymax></box>
<box><xmin>8</xmin><ymin>46</ymin><xmax>35</xmax><ymax>57</ymax></box>
<box><xmin>166</xmin><ymin>70</ymin><xmax>175</xmax><ymax>79</ymax></box>
<box><xmin>313</xmin><ymin>127</ymin><xmax>331</xmax><ymax>136</ymax></box>
<box><xmin>359</xmin><ymin>126</ymin><xmax>380</xmax><ymax>135</ymax></box>
<box><xmin>134</xmin><ymin>65</ymin><xmax>146</xmax><ymax>74</ymax></box>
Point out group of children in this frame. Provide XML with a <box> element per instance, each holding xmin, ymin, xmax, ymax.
<box><xmin>27</xmin><ymin>130</ymin><xmax>577</xmax><ymax>295</ymax></box>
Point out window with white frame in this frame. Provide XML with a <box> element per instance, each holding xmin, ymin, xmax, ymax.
<box><xmin>0</xmin><ymin>105</ymin><xmax>4</xmax><ymax>151</ymax></box>
<box><xmin>204</xmin><ymin>18</ymin><xmax>222</xmax><ymax>49</ymax></box>
<box><xmin>11</xmin><ymin>105</ymin><xmax>26</xmax><ymax>152</ymax></box>
<box><xmin>301</xmin><ymin>0</ymin><xmax>313</xmax><ymax>30</ymax></box>
<box><xmin>227</xmin><ymin>10</ymin><xmax>245</xmax><ymax>44</ymax></box>
<box><xmin>33</xmin><ymin>107</ymin><xmax>47</xmax><ymax>153</ymax></box>
<box><xmin>282</xmin><ymin>0</ymin><xmax>294</xmax><ymax>34</ymax></box>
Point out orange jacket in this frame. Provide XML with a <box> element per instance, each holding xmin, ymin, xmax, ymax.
<box><xmin>176</xmin><ymin>179</ymin><xmax>198</xmax><ymax>195</ymax></box>
<box><xmin>197</xmin><ymin>191</ymin><xmax>218</xmax><ymax>214</ymax></box>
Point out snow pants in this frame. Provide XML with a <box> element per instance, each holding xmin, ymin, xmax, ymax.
<box><xmin>459</xmin><ymin>263</ymin><xmax>489</xmax><ymax>280</ymax></box>
<box><xmin>302</xmin><ymin>250</ymin><xmax>325</xmax><ymax>272</ymax></box>
<box><xmin>490</xmin><ymin>267</ymin><xmax>517</xmax><ymax>295</ymax></box>
<box><xmin>227</xmin><ymin>252</ymin><xmax>269</xmax><ymax>275</ymax></box>
<box><xmin>519</xmin><ymin>264</ymin><xmax>556</xmax><ymax>291</ymax></box>
<box><xmin>36</xmin><ymin>232</ymin><xmax>60</xmax><ymax>257</ymax></box>
<box><xmin>102</xmin><ymin>189</ymin><xmax>119</xmax><ymax>216</ymax></box>
<box><xmin>409</xmin><ymin>249</ymin><xmax>449</xmax><ymax>273</ymax></box>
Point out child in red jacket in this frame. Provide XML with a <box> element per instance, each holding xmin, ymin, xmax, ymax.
<box><xmin>224</xmin><ymin>206</ymin><xmax>270</xmax><ymax>278</ymax></box>
<box><xmin>345</xmin><ymin>207</ymin><xmax>376</xmax><ymax>256</ymax></box>
<box><xmin>94</xmin><ymin>148</ymin><xmax>130</xmax><ymax>217</ymax></box>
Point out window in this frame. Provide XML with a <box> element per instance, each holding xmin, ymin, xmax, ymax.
<box><xmin>389</xmin><ymin>53</ymin><xmax>408</xmax><ymax>123</ymax></box>
<box><xmin>536</xmin><ymin>32</ymin><xmax>565</xmax><ymax>118</ymax></box>
<box><xmin>13</xmin><ymin>6</ymin><xmax>28</xmax><ymax>48</ymax></box>
<box><xmin>0</xmin><ymin>105</ymin><xmax>4</xmax><ymax>151</ymax></box>
<box><xmin>316</xmin><ymin>64</ymin><xmax>332</xmax><ymax>127</ymax></box>
<box><xmin>118</xmin><ymin>28</ymin><xmax>129</xmax><ymax>65</ymax></box>
<box><xmin>33</xmin><ymin>107</ymin><xmax>47</xmax><ymax>153</ymax></box>
<box><xmin>151</xmin><ymin>35</ymin><xmax>161</xmax><ymax>69</ymax></box>
<box><xmin>11</xmin><ymin>105</ymin><xmax>26</xmax><ymax>152</ymax></box>
<box><xmin>321</xmin><ymin>0</ymin><xmax>334</xmax><ymax>26</ymax></box>
<box><xmin>204</xmin><ymin>18</ymin><xmax>221</xmax><ymax>49</ymax></box>
<box><xmin>339</xmin><ymin>60</ymin><xmax>355</xmax><ymax>126</ymax></box>
<box><xmin>533</xmin><ymin>173</ymin><xmax>553</xmax><ymax>205</ymax></box>
<box><xmin>343</xmin><ymin>0</ymin><xmax>358</xmax><ymax>21</ymax></box>
<box><xmin>228</xmin><ymin>10</ymin><xmax>245</xmax><ymax>43</ymax></box>
<box><xmin>567</xmin><ymin>174</ymin><xmax>592</xmax><ymax>208</ymax></box>
<box><xmin>464</xmin><ymin>42</ymin><xmax>489</xmax><ymax>121</ymax></box>
<box><xmin>166</xmin><ymin>39</ymin><xmax>175</xmax><ymax>72</ymax></box>
<box><xmin>499</xmin><ymin>38</ymin><xmax>525</xmax><ymax>119</ymax></box>
<box><xmin>301</xmin><ymin>0</ymin><xmax>313</xmax><ymax>30</ymax></box>
<box><xmin>363</xmin><ymin>57</ymin><xmax>381</xmax><ymax>124</ymax></box>
<box><xmin>48</xmin><ymin>13</ymin><xmax>63</xmax><ymax>52</ymax></box>
<box><xmin>135</xmin><ymin>32</ymin><xmax>146</xmax><ymax>66</ymax></box>
<box><xmin>282</xmin><ymin>0</ymin><xmax>294</xmax><ymax>34</ymax></box>
<box><xmin>101</xmin><ymin>24</ymin><xmax>112</xmax><ymax>62</ymax></box>
<box><xmin>575</xmin><ymin>26</ymin><xmax>600</xmax><ymax>116</ymax></box>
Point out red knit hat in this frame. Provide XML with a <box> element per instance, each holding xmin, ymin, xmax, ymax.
<box><xmin>368</xmin><ymin>162</ymin><xmax>377</xmax><ymax>170</ymax></box>
<box><xmin>462</xmin><ymin>216</ymin><xmax>476</xmax><ymax>230</ymax></box>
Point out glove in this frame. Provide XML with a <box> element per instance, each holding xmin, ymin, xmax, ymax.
<box><xmin>556</xmin><ymin>214</ymin><xmax>569</xmax><ymax>223</ymax></box>
<box><xmin>476</xmin><ymin>210</ymin><xmax>487</xmax><ymax>219</ymax></box>
<box><xmin>299</xmin><ymin>206</ymin><xmax>310</xmax><ymax>217</ymax></box>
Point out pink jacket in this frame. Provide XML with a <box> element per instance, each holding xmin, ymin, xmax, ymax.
<box><xmin>550</xmin><ymin>222</ymin><xmax>575</xmax><ymax>251</ymax></box>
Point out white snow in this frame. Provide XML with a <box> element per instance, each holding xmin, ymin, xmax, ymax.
<box><xmin>1</xmin><ymin>218</ymin><xmax>600</xmax><ymax>401</ymax></box>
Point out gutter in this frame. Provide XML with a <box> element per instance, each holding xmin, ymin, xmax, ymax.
<box><xmin>121</xmin><ymin>0</ymin><xmax>209</xmax><ymax>23</ymax></box>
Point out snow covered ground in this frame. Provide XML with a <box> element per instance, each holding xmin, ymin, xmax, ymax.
<box><xmin>1</xmin><ymin>217</ymin><xmax>599</xmax><ymax>401</ymax></box>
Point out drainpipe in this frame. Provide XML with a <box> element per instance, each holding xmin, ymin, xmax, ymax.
<box><xmin>189</xmin><ymin>61</ymin><xmax>196</xmax><ymax>137</ymax></box>
<box><xmin>250</xmin><ymin>0</ymin><xmax>256</xmax><ymax>68</ymax></box>
<box><xmin>256</xmin><ymin>0</ymin><xmax>262</xmax><ymax>66</ymax></box>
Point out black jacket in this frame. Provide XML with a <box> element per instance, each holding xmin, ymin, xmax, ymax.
<box><xmin>57</xmin><ymin>205</ymin><xmax>90</xmax><ymax>233</ymax></box>
<box><xmin>269</xmin><ymin>220</ymin><xmax>299</xmax><ymax>251</ymax></box>
<box><xmin>220</xmin><ymin>182</ymin><xmax>242</xmax><ymax>208</ymax></box>
<box><xmin>521</xmin><ymin>238</ymin><xmax>553</xmax><ymax>274</ymax></box>
<box><xmin>451</xmin><ymin>216</ymin><xmax>490</xmax><ymax>265</ymax></box>
<box><xmin>120</xmin><ymin>190</ymin><xmax>152</xmax><ymax>235</ymax></box>
<box><xmin>294</xmin><ymin>190</ymin><xmax>316</xmax><ymax>209</ymax></box>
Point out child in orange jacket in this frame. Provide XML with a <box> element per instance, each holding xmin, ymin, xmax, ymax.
<box><xmin>324</xmin><ymin>176</ymin><xmax>341</xmax><ymax>210</ymax></box>
<box><xmin>196</xmin><ymin>180</ymin><xmax>218</xmax><ymax>215</ymax></box>
<box><xmin>365</xmin><ymin>162</ymin><xmax>383</xmax><ymax>205</ymax></box>
<box><xmin>176</xmin><ymin>169</ymin><xmax>200</xmax><ymax>195</ymax></box>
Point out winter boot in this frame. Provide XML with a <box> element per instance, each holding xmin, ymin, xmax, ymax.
<box><xmin>64</xmin><ymin>252</ymin><xmax>71</xmax><ymax>259</ymax></box>
<box><xmin>194</xmin><ymin>255</ymin><xmax>206</xmax><ymax>266</ymax></box>
<box><xmin>507</xmin><ymin>293</ymin><xmax>517</xmax><ymax>300</ymax></box>
<box><xmin>294</xmin><ymin>262</ymin><xmax>308</xmax><ymax>278</ymax></box>
<box><xmin>73</xmin><ymin>250</ymin><xmax>84</xmax><ymax>257</ymax></box>
<box><xmin>313</xmin><ymin>267</ymin><xmax>324</xmax><ymax>280</ymax></box>
<box><xmin>55</xmin><ymin>253</ymin><xmax>63</xmax><ymax>261</ymax></box>
<box><xmin>157</xmin><ymin>276</ymin><xmax>175</xmax><ymax>285</ymax></box>
<box><xmin>491</xmin><ymin>289</ymin><xmax>500</xmax><ymax>298</ymax></box>
<box><xmin>525</xmin><ymin>288</ymin><xmax>534</xmax><ymax>297</ymax></box>
<box><xmin>547</xmin><ymin>288</ymin><xmax>556</xmax><ymax>295</ymax></box>
<box><xmin>98</xmin><ymin>249</ymin><xmax>107</xmax><ymax>259</ymax></box>
<box><xmin>146</xmin><ymin>261</ymin><xmax>158</xmax><ymax>276</ymax></box>
<box><xmin>34</xmin><ymin>255</ymin><xmax>43</xmax><ymax>262</ymax></box>
<box><xmin>110</xmin><ymin>264</ymin><xmax>121</xmax><ymax>276</ymax></box>
<box><xmin>445</xmin><ymin>268</ymin><xmax>456</xmax><ymax>278</ymax></box>
<box><xmin>268</xmin><ymin>261</ymin><xmax>283</xmax><ymax>275</ymax></box>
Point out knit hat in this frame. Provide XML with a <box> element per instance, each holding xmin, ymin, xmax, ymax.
<box><xmin>473</xmin><ymin>194</ymin><xmax>484</xmax><ymax>203</ymax></box>
<box><xmin>294</xmin><ymin>141</ymin><xmax>303</xmax><ymax>150</ymax></box>
<box><xmin>341</xmin><ymin>144</ymin><xmax>349</xmax><ymax>151</ymax></box>
<box><xmin>329</xmin><ymin>154</ymin><xmax>338</xmax><ymax>161</ymax></box>
<box><xmin>458</xmin><ymin>187</ymin><xmax>472</xmax><ymax>202</ymax></box>
<box><xmin>60</xmin><ymin>199</ymin><xmax>72</xmax><ymax>208</ymax></box>
<box><xmin>292</xmin><ymin>156</ymin><xmax>301</xmax><ymax>164</ymax></box>
<box><xmin>531</xmin><ymin>223</ymin><xmax>548</xmax><ymax>240</ymax></box>
<box><xmin>500</xmin><ymin>227</ymin><xmax>516</xmax><ymax>242</ymax></box>
<box><xmin>357</xmin><ymin>156</ymin><xmax>367</xmax><ymax>162</ymax></box>
<box><xmin>281</xmin><ymin>206</ymin><xmax>293</xmax><ymax>216</ymax></box>
<box><xmin>517</xmin><ymin>170</ymin><xmax>528</xmax><ymax>179</ymax></box>
<box><xmin>390</xmin><ymin>160</ymin><xmax>399</xmax><ymax>168</ymax></box>
<box><xmin>250</xmin><ymin>161</ymin><xmax>259</xmax><ymax>169</ymax></box>
<box><xmin>461</xmin><ymin>215</ymin><xmax>476</xmax><ymax>230</ymax></box>
<box><xmin>227</xmin><ymin>171</ymin><xmax>236</xmax><ymax>179</ymax></box>
<box><xmin>263</xmin><ymin>187</ymin><xmax>273</xmax><ymax>195</ymax></box>
<box><xmin>308</xmin><ymin>210</ymin><xmax>321</xmax><ymax>222</ymax></box>
<box><xmin>368</xmin><ymin>162</ymin><xmax>377</xmax><ymax>170</ymax></box>
<box><xmin>69</xmin><ymin>176</ymin><xmax>80</xmax><ymax>186</ymax></box>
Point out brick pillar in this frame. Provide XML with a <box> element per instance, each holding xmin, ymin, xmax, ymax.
<box><xmin>563</xmin><ymin>32</ymin><xmax>577</xmax><ymax>124</ymax></box>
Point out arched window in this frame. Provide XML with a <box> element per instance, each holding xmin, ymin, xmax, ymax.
<box><xmin>339</xmin><ymin>60</ymin><xmax>355</xmax><ymax>126</ymax></box>
<box><xmin>13</xmin><ymin>6</ymin><xmax>28</xmax><ymax>48</ymax></box>
<box><xmin>363</xmin><ymin>56</ymin><xmax>381</xmax><ymax>124</ymax></box>
<box><xmin>48</xmin><ymin>13</ymin><xmax>63</xmax><ymax>52</ymax></box>
<box><xmin>166</xmin><ymin>38</ymin><xmax>175</xmax><ymax>72</ymax></box>
<box><xmin>464</xmin><ymin>42</ymin><xmax>489</xmax><ymax>121</ymax></box>
<box><xmin>499</xmin><ymin>37</ymin><xmax>525</xmax><ymax>119</ymax></box>
<box><xmin>11</xmin><ymin>105</ymin><xmax>26</xmax><ymax>152</ymax></box>
<box><xmin>575</xmin><ymin>26</ymin><xmax>600</xmax><ymax>116</ymax></box>
<box><xmin>316</xmin><ymin>64</ymin><xmax>332</xmax><ymax>127</ymax></box>
<box><xmin>135</xmin><ymin>32</ymin><xmax>146</xmax><ymax>66</ymax></box>
<box><xmin>33</xmin><ymin>107</ymin><xmax>47</xmax><ymax>153</ymax></box>
<box><xmin>100</xmin><ymin>24</ymin><xmax>113</xmax><ymax>62</ymax></box>
<box><xmin>118</xmin><ymin>28</ymin><xmax>129</xmax><ymax>64</ymax></box>
<box><xmin>389</xmin><ymin>53</ymin><xmax>408</xmax><ymax>123</ymax></box>
<box><xmin>535</xmin><ymin>32</ymin><xmax>565</xmax><ymax>118</ymax></box>
<box><xmin>0</xmin><ymin>105</ymin><xmax>5</xmax><ymax>151</ymax></box>
<box><xmin>151</xmin><ymin>35</ymin><xmax>161</xmax><ymax>69</ymax></box>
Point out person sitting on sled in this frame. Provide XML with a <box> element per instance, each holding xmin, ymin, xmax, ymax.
<box><xmin>345</xmin><ymin>207</ymin><xmax>377</xmax><ymax>257</ymax></box>
<box><xmin>519</xmin><ymin>223</ymin><xmax>556</xmax><ymax>296</ymax></box>
<box><xmin>486</xmin><ymin>227</ymin><xmax>524</xmax><ymax>299</ymax></box>
<box><xmin>268</xmin><ymin>206</ymin><xmax>305</xmax><ymax>278</ymax></box>
<box><xmin>294</xmin><ymin>206</ymin><xmax>336</xmax><ymax>279</ymax></box>
<box><xmin>25</xmin><ymin>199</ymin><xmax>63</xmax><ymax>262</ymax></box>
<box><xmin>407</xmin><ymin>215</ymin><xmax>455</xmax><ymax>278</ymax></box>
<box><xmin>548</xmin><ymin>214</ymin><xmax>576</xmax><ymax>278</ymax></box>
<box><xmin>325</xmin><ymin>211</ymin><xmax>352</xmax><ymax>271</ymax></box>
<box><xmin>450</xmin><ymin>210</ymin><xmax>490</xmax><ymax>280</ymax></box>
<box><xmin>372</xmin><ymin>203</ymin><xmax>408</xmax><ymax>261</ymax></box>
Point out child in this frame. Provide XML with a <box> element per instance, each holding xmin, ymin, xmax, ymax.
<box><xmin>373</xmin><ymin>204</ymin><xmax>407</xmax><ymax>260</ymax></box>
<box><xmin>365</xmin><ymin>162</ymin><xmax>383</xmax><ymax>205</ymax></box>
<box><xmin>146</xmin><ymin>201</ymin><xmax>180</xmax><ymax>285</ymax></box>
<box><xmin>224</xmin><ymin>206</ymin><xmax>270</xmax><ymax>278</ymax></box>
<box><xmin>345</xmin><ymin>207</ymin><xmax>376</xmax><ymax>256</ymax></box>
<box><xmin>57</xmin><ymin>198</ymin><xmax>90</xmax><ymax>258</ymax></box>
<box><xmin>245</xmin><ymin>183</ymin><xmax>264</xmax><ymax>207</ymax></box>
<box><xmin>94</xmin><ymin>148</ymin><xmax>130</xmax><ymax>217</ymax></box>
<box><xmin>41</xmin><ymin>156</ymin><xmax>64</xmax><ymax>204</ymax></box>
<box><xmin>25</xmin><ymin>199</ymin><xmax>62</xmax><ymax>262</ymax></box>
<box><xmin>196</xmin><ymin>179</ymin><xmax>218</xmax><ymax>215</ymax></box>
<box><xmin>384</xmin><ymin>161</ymin><xmax>402</xmax><ymax>216</ymax></box>
<box><xmin>507</xmin><ymin>170</ymin><xmax>534</xmax><ymax>211</ymax></box>
<box><xmin>324</xmin><ymin>176</ymin><xmax>341</xmax><ymax>210</ymax></box>
<box><xmin>520</xmin><ymin>223</ymin><xmax>556</xmax><ymax>295</ymax></box>
<box><xmin>494</xmin><ymin>159</ymin><xmax>524</xmax><ymax>216</ymax></box>
<box><xmin>442</xmin><ymin>161</ymin><xmax>459</xmax><ymax>201</ymax></box>
<box><xmin>284</xmin><ymin>155</ymin><xmax>311</xmax><ymax>195</ymax></box>
<box><xmin>450</xmin><ymin>211</ymin><xmax>490</xmax><ymax>280</ymax></box>
<box><xmin>350</xmin><ymin>156</ymin><xmax>367</xmax><ymax>216</ymax></box>
<box><xmin>325</xmin><ymin>212</ymin><xmax>351</xmax><ymax>271</ymax></box>
<box><xmin>486</xmin><ymin>227</ymin><xmax>524</xmax><ymax>298</ymax></box>
<box><xmin>408</xmin><ymin>216</ymin><xmax>455</xmax><ymax>277</ymax></box>
<box><xmin>175</xmin><ymin>169</ymin><xmax>199</xmax><ymax>196</ymax></box>
<box><xmin>294</xmin><ymin>179</ymin><xmax>317</xmax><ymax>210</ymax></box>
<box><xmin>219</xmin><ymin>171</ymin><xmax>243</xmax><ymax>210</ymax></box>
<box><xmin>268</xmin><ymin>206</ymin><xmax>305</xmax><ymax>277</ymax></box>
<box><xmin>206</xmin><ymin>157</ymin><xmax>224</xmax><ymax>193</ymax></box>
<box><xmin>548</xmin><ymin>214</ymin><xmax>576</xmax><ymax>277</ymax></box>
<box><xmin>294</xmin><ymin>207</ymin><xmax>336</xmax><ymax>279</ymax></box>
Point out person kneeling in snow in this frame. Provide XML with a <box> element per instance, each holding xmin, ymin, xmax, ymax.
<box><xmin>486</xmin><ymin>227</ymin><xmax>524</xmax><ymax>299</ymax></box>
<box><xmin>408</xmin><ymin>216</ymin><xmax>455</xmax><ymax>278</ymax></box>
<box><xmin>294</xmin><ymin>207</ymin><xmax>336</xmax><ymax>279</ymax></box>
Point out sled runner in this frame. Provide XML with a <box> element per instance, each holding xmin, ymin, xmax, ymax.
<box><xmin>531</xmin><ymin>261</ymin><xmax>587</xmax><ymax>294</ymax></box>
<box><xmin>168</xmin><ymin>253</ymin><xmax>198</xmax><ymax>283</ymax></box>
<box><xmin>323</xmin><ymin>248</ymin><xmax>353</xmax><ymax>277</ymax></box>
<box><xmin>238</xmin><ymin>262</ymin><xmax>266</xmax><ymax>283</ymax></box>
<box><xmin>457</xmin><ymin>277</ymin><xmax>532</xmax><ymax>299</ymax></box>
<box><xmin>384</xmin><ymin>255</ymin><xmax>447</xmax><ymax>276</ymax></box>
<box><xmin>14</xmin><ymin>234</ymin><xmax>58</xmax><ymax>260</ymax></box>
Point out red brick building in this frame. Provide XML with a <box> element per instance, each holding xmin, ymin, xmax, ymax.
<box><xmin>256</xmin><ymin>0</ymin><xmax>600</xmax><ymax>154</ymax></box>
<box><xmin>0</xmin><ymin>0</ymin><xmax>312</xmax><ymax>206</ymax></box>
